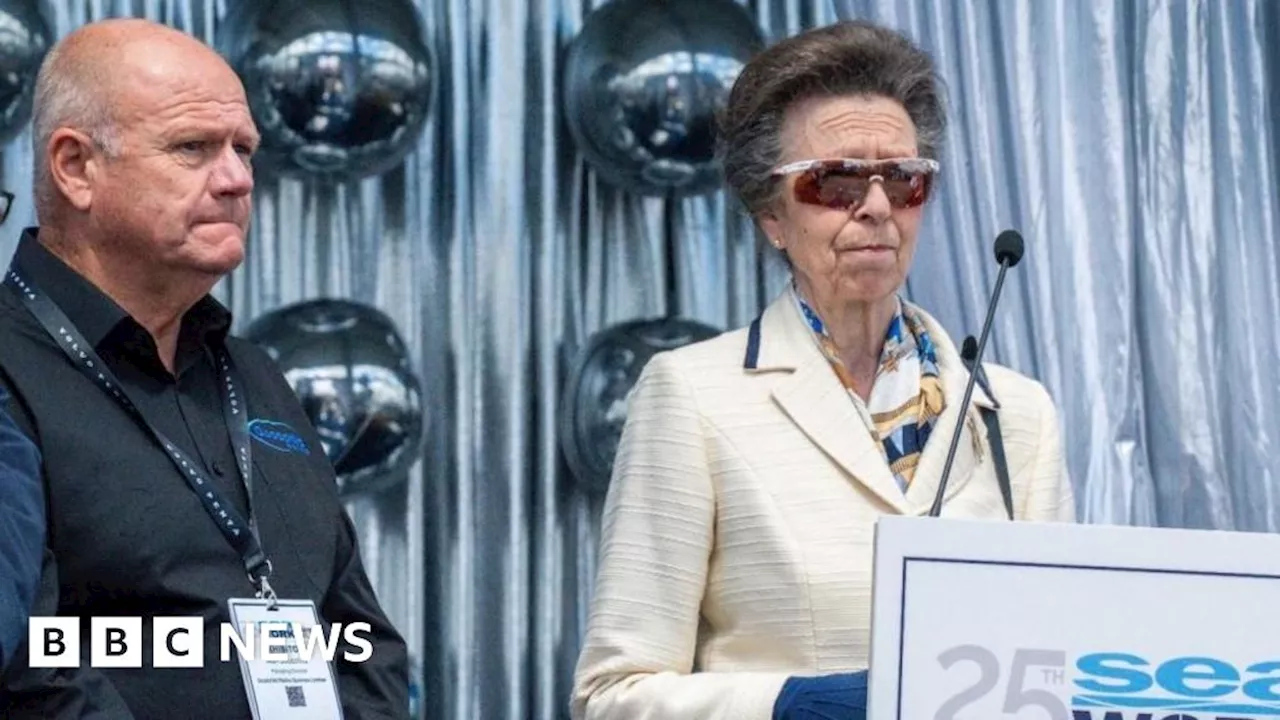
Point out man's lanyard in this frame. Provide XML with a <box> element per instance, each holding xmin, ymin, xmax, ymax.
<box><xmin>3</xmin><ymin>263</ymin><xmax>278</xmax><ymax>606</ymax></box>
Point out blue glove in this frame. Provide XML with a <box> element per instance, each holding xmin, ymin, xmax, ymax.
<box><xmin>772</xmin><ymin>671</ymin><xmax>868</xmax><ymax>720</ymax></box>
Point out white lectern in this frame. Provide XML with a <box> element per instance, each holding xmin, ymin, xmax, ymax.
<box><xmin>867</xmin><ymin>516</ymin><xmax>1280</xmax><ymax>720</ymax></box>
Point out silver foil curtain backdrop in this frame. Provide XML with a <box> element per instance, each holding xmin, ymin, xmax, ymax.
<box><xmin>0</xmin><ymin>1</ymin><xmax>1278</xmax><ymax>720</ymax></box>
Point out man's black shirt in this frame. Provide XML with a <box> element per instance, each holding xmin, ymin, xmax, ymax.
<box><xmin>0</xmin><ymin>230</ymin><xmax>409</xmax><ymax>719</ymax></box>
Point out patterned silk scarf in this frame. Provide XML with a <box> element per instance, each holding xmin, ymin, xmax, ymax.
<box><xmin>793</xmin><ymin>285</ymin><xmax>946</xmax><ymax>492</ymax></box>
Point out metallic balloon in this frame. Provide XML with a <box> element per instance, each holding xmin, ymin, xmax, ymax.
<box><xmin>560</xmin><ymin>317</ymin><xmax>721</xmax><ymax>494</ymax></box>
<box><xmin>215</xmin><ymin>0</ymin><xmax>434</xmax><ymax>181</ymax></box>
<box><xmin>0</xmin><ymin>0</ymin><xmax>51</xmax><ymax>146</ymax></box>
<box><xmin>563</xmin><ymin>0</ymin><xmax>764</xmax><ymax>198</ymax></box>
<box><xmin>244</xmin><ymin>299</ymin><xmax>424</xmax><ymax>497</ymax></box>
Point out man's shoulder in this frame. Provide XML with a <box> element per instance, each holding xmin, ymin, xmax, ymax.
<box><xmin>222</xmin><ymin>333</ymin><xmax>275</xmax><ymax>367</ymax></box>
<box><xmin>220</xmin><ymin>334</ymin><xmax>304</xmax><ymax>411</ymax></box>
<box><xmin>223</xmin><ymin>333</ymin><xmax>299</xmax><ymax>386</ymax></box>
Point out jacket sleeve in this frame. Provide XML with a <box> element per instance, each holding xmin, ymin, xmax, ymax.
<box><xmin>1020</xmin><ymin>383</ymin><xmax>1077</xmax><ymax>523</ymax></box>
<box><xmin>570</xmin><ymin>352</ymin><xmax>790</xmax><ymax>720</ymax></box>
<box><xmin>0</xmin><ymin>551</ymin><xmax>138</xmax><ymax>719</ymax></box>
<box><xmin>0</xmin><ymin>388</ymin><xmax>43</xmax><ymax>671</ymax></box>
<box><xmin>0</xmin><ymin>381</ymin><xmax>137</xmax><ymax>719</ymax></box>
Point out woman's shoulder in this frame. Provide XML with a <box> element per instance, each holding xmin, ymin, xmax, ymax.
<box><xmin>978</xmin><ymin>362</ymin><xmax>1060</xmax><ymax>428</ymax></box>
<box><xmin>627</xmin><ymin>323</ymin><xmax>762</xmax><ymax>413</ymax></box>
<box><xmin>645</xmin><ymin>322</ymin><xmax>754</xmax><ymax>377</ymax></box>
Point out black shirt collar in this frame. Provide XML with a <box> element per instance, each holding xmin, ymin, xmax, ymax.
<box><xmin>9</xmin><ymin>227</ymin><xmax>234</xmax><ymax>360</ymax></box>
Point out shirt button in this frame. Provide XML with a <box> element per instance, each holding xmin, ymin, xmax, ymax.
<box><xmin>212</xmin><ymin>461</ymin><xmax>226</xmax><ymax>477</ymax></box>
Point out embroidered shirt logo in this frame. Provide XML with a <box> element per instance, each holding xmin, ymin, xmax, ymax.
<box><xmin>248</xmin><ymin>419</ymin><xmax>310</xmax><ymax>455</ymax></box>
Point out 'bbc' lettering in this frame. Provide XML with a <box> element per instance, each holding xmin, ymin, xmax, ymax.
<box><xmin>27</xmin><ymin>617</ymin><xmax>374</xmax><ymax>668</ymax></box>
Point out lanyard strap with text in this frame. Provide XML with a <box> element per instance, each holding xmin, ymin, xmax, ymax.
<box><xmin>4</xmin><ymin>264</ymin><xmax>278</xmax><ymax>606</ymax></box>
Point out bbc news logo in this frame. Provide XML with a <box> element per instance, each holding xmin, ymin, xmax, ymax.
<box><xmin>27</xmin><ymin>617</ymin><xmax>374</xmax><ymax>668</ymax></box>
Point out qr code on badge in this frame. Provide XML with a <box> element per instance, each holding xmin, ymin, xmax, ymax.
<box><xmin>286</xmin><ymin>685</ymin><xmax>306</xmax><ymax>708</ymax></box>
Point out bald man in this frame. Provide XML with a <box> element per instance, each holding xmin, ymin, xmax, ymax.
<box><xmin>0</xmin><ymin>19</ymin><xmax>409</xmax><ymax>720</ymax></box>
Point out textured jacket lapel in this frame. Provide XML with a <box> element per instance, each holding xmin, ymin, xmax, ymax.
<box><xmin>746</xmin><ymin>292</ymin><xmax>912</xmax><ymax>515</ymax></box>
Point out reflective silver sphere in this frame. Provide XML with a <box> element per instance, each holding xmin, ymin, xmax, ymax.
<box><xmin>563</xmin><ymin>0</ymin><xmax>764</xmax><ymax>197</ymax></box>
<box><xmin>560</xmin><ymin>317</ymin><xmax>721</xmax><ymax>494</ymax></box>
<box><xmin>244</xmin><ymin>299</ymin><xmax>424</xmax><ymax>497</ymax></box>
<box><xmin>215</xmin><ymin>0</ymin><xmax>434</xmax><ymax>181</ymax></box>
<box><xmin>0</xmin><ymin>0</ymin><xmax>50</xmax><ymax>146</ymax></box>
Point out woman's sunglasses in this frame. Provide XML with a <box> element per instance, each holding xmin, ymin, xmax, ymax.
<box><xmin>770</xmin><ymin>157</ymin><xmax>940</xmax><ymax>210</ymax></box>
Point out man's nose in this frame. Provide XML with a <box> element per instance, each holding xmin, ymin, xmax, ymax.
<box><xmin>210</xmin><ymin>145</ymin><xmax>254</xmax><ymax>197</ymax></box>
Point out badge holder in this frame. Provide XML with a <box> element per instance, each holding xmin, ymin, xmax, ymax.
<box><xmin>228</xmin><ymin>564</ymin><xmax>345</xmax><ymax>720</ymax></box>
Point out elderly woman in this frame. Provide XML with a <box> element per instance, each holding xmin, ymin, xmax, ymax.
<box><xmin>571</xmin><ymin>19</ymin><xmax>1075</xmax><ymax>720</ymax></box>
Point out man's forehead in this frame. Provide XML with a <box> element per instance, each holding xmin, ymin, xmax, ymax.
<box><xmin>103</xmin><ymin>36</ymin><xmax>240</xmax><ymax>94</ymax></box>
<box><xmin>110</xmin><ymin>60</ymin><xmax>250</xmax><ymax>121</ymax></box>
<box><xmin>117</xmin><ymin>92</ymin><xmax>250</xmax><ymax>125</ymax></box>
<box><xmin>159</xmin><ymin>114</ymin><xmax>259</xmax><ymax>138</ymax></box>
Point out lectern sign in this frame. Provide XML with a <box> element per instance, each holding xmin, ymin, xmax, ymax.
<box><xmin>867</xmin><ymin>516</ymin><xmax>1280</xmax><ymax>720</ymax></box>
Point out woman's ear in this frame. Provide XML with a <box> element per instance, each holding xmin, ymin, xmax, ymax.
<box><xmin>758</xmin><ymin>210</ymin><xmax>786</xmax><ymax>251</ymax></box>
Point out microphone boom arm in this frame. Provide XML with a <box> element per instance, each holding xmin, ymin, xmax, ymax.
<box><xmin>927</xmin><ymin>256</ymin><xmax>1015</xmax><ymax>517</ymax></box>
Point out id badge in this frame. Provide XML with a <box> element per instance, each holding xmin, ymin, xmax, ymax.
<box><xmin>228</xmin><ymin>598</ymin><xmax>345</xmax><ymax>720</ymax></box>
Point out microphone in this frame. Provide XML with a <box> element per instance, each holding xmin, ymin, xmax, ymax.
<box><xmin>927</xmin><ymin>229</ymin><xmax>1025</xmax><ymax>517</ymax></box>
<box><xmin>959</xmin><ymin>336</ymin><xmax>996</xmax><ymax>404</ymax></box>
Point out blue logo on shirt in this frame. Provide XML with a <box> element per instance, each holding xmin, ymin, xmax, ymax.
<box><xmin>248</xmin><ymin>419</ymin><xmax>310</xmax><ymax>455</ymax></box>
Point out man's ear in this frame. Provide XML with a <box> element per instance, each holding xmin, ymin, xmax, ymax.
<box><xmin>47</xmin><ymin>129</ymin><xmax>102</xmax><ymax>212</ymax></box>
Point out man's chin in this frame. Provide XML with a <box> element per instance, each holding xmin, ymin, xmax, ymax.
<box><xmin>200</xmin><ymin>256</ymin><xmax>244</xmax><ymax>277</ymax></box>
<box><xmin>203</xmin><ymin>247</ymin><xmax>246</xmax><ymax>276</ymax></box>
<box><xmin>186</xmin><ymin>238</ymin><xmax>246</xmax><ymax>278</ymax></box>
